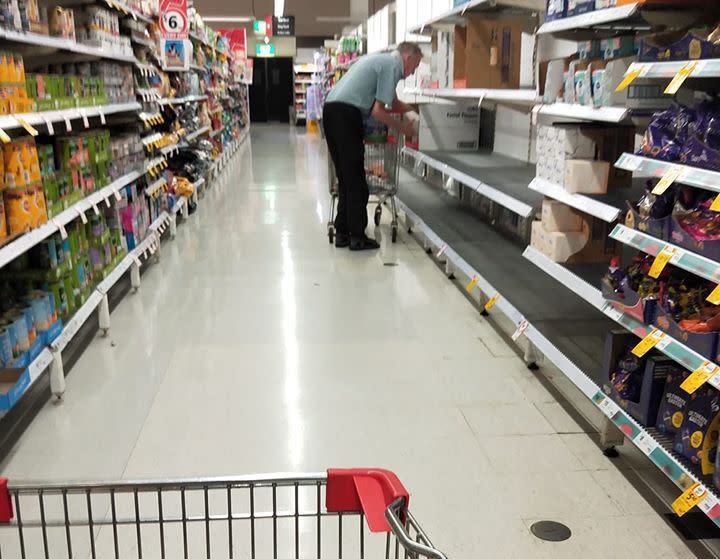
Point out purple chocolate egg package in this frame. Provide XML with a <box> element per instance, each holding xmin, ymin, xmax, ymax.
<box><xmin>656</xmin><ymin>368</ymin><xmax>691</xmax><ymax>436</ymax></box>
<box><xmin>673</xmin><ymin>386</ymin><xmax>720</xmax><ymax>466</ymax></box>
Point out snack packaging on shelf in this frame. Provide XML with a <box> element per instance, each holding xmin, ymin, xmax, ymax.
<box><xmin>674</xmin><ymin>387</ymin><xmax>720</xmax><ymax>467</ymax></box>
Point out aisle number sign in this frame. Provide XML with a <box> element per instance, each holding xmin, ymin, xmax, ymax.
<box><xmin>159</xmin><ymin>0</ymin><xmax>188</xmax><ymax>39</ymax></box>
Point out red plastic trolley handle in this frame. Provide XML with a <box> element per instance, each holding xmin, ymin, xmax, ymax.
<box><xmin>325</xmin><ymin>469</ymin><xmax>409</xmax><ymax>533</ymax></box>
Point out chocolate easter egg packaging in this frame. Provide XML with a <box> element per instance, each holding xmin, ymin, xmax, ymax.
<box><xmin>674</xmin><ymin>386</ymin><xmax>720</xmax><ymax>468</ymax></box>
<box><xmin>656</xmin><ymin>368</ymin><xmax>691</xmax><ymax>436</ymax></box>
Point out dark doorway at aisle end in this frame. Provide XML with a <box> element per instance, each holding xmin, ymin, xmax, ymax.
<box><xmin>249</xmin><ymin>57</ymin><xmax>293</xmax><ymax>123</ymax></box>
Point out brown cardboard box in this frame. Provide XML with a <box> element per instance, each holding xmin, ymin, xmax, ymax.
<box><xmin>465</xmin><ymin>15</ymin><xmax>523</xmax><ymax>89</ymax></box>
<box><xmin>564</xmin><ymin>160</ymin><xmax>611</xmax><ymax>194</ymax></box>
<box><xmin>453</xmin><ymin>25</ymin><xmax>467</xmax><ymax>84</ymax></box>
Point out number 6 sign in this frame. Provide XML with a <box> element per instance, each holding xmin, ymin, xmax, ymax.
<box><xmin>159</xmin><ymin>0</ymin><xmax>188</xmax><ymax>38</ymax></box>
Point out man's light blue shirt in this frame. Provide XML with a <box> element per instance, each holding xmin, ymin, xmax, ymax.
<box><xmin>326</xmin><ymin>52</ymin><xmax>403</xmax><ymax>114</ymax></box>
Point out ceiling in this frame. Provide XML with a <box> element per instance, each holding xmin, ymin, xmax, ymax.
<box><xmin>194</xmin><ymin>0</ymin><xmax>363</xmax><ymax>37</ymax></box>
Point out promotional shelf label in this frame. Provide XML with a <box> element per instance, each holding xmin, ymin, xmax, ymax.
<box><xmin>648</xmin><ymin>246</ymin><xmax>676</xmax><ymax>278</ymax></box>
<box><xmin>672</xmin><ymin>482</ymin><xmax>707</xmax><ymax>517</ymax></box>
<box><xmin>631</xmin><ymin>329</ymin><xmax>666</xmax><ymax>357</ymax></box>
<box><xmin>681</xmin><ymin>361</ymin><xmax>720</xmax><ymax>395</ymax></box>
<box><xmin>652</xmin><ymin>166</ymin><xmax>682</xmax><ymax>195</ymax></box>
<box><xmin>465</xmin><ymin>276</ymin><xmax>478</xmax><ymax>292</ymax></box>
<box><xmin>484</xmin><ymin>294</ymin><xmax>499</xmax><ymax>312</ymax></box>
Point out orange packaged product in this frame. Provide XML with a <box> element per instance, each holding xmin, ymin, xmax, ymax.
<box><xmin>23</xmin><ymin>140</ymin><xmax>41</xmax><ymax>183</ymax></box>
<box><xmin>4</xmin><ymin>188</ymin><xmax>33</xmax><ymax>234</ymax></box>
<box><xmin>0</xmin><ymin>195</ymin><xmax>7</xmax><ymax>240</ymax></box>
<box><xmin>3</xmin><ymin>142</ymin><xmax>26</xmax><ymax>188</ymax></box>
<box><xmin>28</xmin><ymin>184</ymin><xmax>47</xmax><ymax>227</ymax></box>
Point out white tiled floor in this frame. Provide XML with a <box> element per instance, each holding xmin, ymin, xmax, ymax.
<box><xmin>0</xmin><ymin>125</ymin><xmax>698</xmax><ymax>557</ymax></box>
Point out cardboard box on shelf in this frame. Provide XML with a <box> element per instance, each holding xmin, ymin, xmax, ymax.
<box><xmin>465</xmin><ymin>16</ymin><xmax>523</xmax><ymax>90</ymax></box>
<box><xmin>564</xmin><ymin>159</ymin><xmax>610</xmax><ymax>194</ymax></box>
<box><xmin>542</xmin><ymin>199</ymin><xmax>584</xmax><ymax>232</ymax></box>
<box><xmin>419</xmin><ymin>124</ymin><xmax>479</xmax><ymax>151</ymax></box>
<box><xmin>453</xmin><ymin>25</ymin><xmax>467</xmax><ymax>86</ymax></box>
<box><xmin>534</xmin><ymin>215</ymin><xmax>619</xmax><ymax>263</ymax></box>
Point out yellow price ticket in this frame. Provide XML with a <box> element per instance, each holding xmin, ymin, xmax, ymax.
<box><xmin>652</xmin><ymin>165</ymin><xmax>682</xmax><ymax>195</ymax></box>
<box><xmin>465</xmin><ymin>276</ymin><xmax>478</xmax><ymax>292</ymax></box>
<box><xmin>648</xmin><ymin>246</ymin><xmax>677</xmax><ymax>279</ymax></box>
<box><xmin>615</xmin><ymin>63</ymin><xmax>647</xmax><ymax>92</ymax></box>
<box><xmin>681</xmin><ymin>361</ymin><xmax>720</xmax><ymax>394</ymax></box>
<box><xmin>665</xmin><ymin>61</ymin><xmax>699</xmax><ymax>95</ymax></box>
<box><xmin>672</xmin><ymin>482</ymin><xmax>707</xmax><ymax>517</ymax></box>
<box><xmin>631</xmin><ymin>329</ymin><xmax>666</xmax><ymax>357</ymax></box>
<box><xmin>484</xmin><ymin>294</ymin><xmax>499</xmax><ymax>312</ymax></box>
<box><xmin>707</xmin><ymin>284</ymin><xmax>720</xmax><ymax>305</ymax></box>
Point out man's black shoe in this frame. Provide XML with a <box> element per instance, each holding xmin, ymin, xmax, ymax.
<box><xmin>335</xmin><ymin>233</ymin><xmax>350</xmax><ymax>248</ymax></box>
<box><xmin>349</xmin><ymin>237</ymin><xmax>381</xmax><ymax>251</ymax></box>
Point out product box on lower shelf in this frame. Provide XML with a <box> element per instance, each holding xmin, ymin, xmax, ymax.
<box><xmin>532</xmin><ymin>215</ymin><xmax>619</xmax><ymax>263</ymax></box>
<box><xmin>602</xmin><ymin>330</ymin><xmax>674</xmax><ymax>427</ymax></box>
<box><xmin>655</xmin><ymin>305</ymin><xmax>720</xmax><ymax>363</ymax></box>
<box><xmin>669</xmin><ymin>215</ymin><xmax>720</xmax><ymax>262</ymax></box>
<box><xmin>624</xmin><ymin>200</ymin><xmax>671</xmax><ymax>241</ymax></box>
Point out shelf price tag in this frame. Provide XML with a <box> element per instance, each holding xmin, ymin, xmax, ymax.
<box><xmin>598</xmin><ymin>395</ymin><xmax>620</xmax><ymax>419</ymax></box>
<box><xmin>652</xmin><ymin>166</ymin><xmax>682</xmax><ymax>195</ymax></box>
<box><xmin>52</xmin><ymin>219</ymin><xmax>68</xmax><ymax>240</ymax></box>
<box><xmin>672</xmin><ymin>482</ymin><xmax>707</xmax><ymax>517</ymax></box>
<box><xmin>465</xmin><ymin>276</ymin><xmax>478</xmax><ymax>292</ymax></box>
<box><xmin>484</xmin><ymin>294</ymin><xmax>499</xmax><ymax>312</ymax></box>
<box><xmin>708</xmin><ymin>284</ymin><xmax>720</xmax><ymax>305</ymax></box>
<box><xmin>615</xmin><ymin>63</ymin><xmax>648</xmax><ymax>92</ymax></box>
<box><xmin>648</xmin><ymin>246</ymin><xmax>677</xmax><ymax>278</ymax></box>
<box><xmin>0</xmin><ymin>127</ymin><xmax>10</xmax><ymax>143</ymax></box>
<box><xmin>14</xmin><ymin>116</ymin><xmax>37</xmax><ymax>136</ymax></box>
<box><xmin>64</xmin><ymin>114</ymin><xmax>72</xmax><ymax>132</ymax></box>
<box><xmin>437</xmin><ymin>244</ymin><xmax>447</xmax><ymax>258</ymax></box>
<box><xmin>631</xmin><ymin>329</ymin><xmax>666</xmax><ymax>357</ymax></box>
<box><xmin>665</xmin><ymin>61</ymin><xmax>701</xmax><ymax>95</ymax></box>
<box><xmin>81</xmin><ymin>109</ymin><xmax>89</xmax><ymax>128</ymax></box>
<box><xmin>634</xmin><ymin>432</ymin><xmax>659</xmax><ymax>457</ymax></box>
<box><xmin>99</xmin><ymin>109</ymin><xmax>106</xmax><ymax>125</ymax></box>
<box><xmin>511</xmin><ymin>320</ymin><xmax>529</xmax><ymax>342</ymax></box>
<box><xmin>91</xmin><ymin>202</ymin><xmax>100</xmax><ymax>216</ymax></box>
<box><xmin>113</xmin><ymin>189</ymin><xmax>122</xmax><ymax>202</ymax></box>
<box><xmin>76</xmin><ymin>208</ymin><xmax>87</xmax><ymax>224</ymax></box>
<box><xmin>130</xmin><ymin>253</ymin><xmax>142</xmax><ymax>268</ymax></box>
<box><xmin>681</xmin><ymin>361</ymin><xmax>720</xmax><ymax>394</ymax></box>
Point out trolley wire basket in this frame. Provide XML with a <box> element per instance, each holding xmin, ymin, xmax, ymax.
<box><xmin>0</xmin><ymin>469</ymin><xmax>447</xmax><ymax>559</ymax></box>
<box><xmin>327</xmin><ymin>138</ymin><xmax>402</xmax><ymax>244</ymax></box>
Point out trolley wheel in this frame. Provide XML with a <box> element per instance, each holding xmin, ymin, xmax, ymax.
<box><xmin>374</xmin><ymin>205</ymin><xmax>382</xmax><ymax>226</ymax></box>
<box><xmin>328</xmin><ymin>229</ymin><xmax>334</xmax><ymax>244</ymax></box>
<box><xmin>392</xmin><ymin>226</ymin><xmax>398</xmax><ymax>243</ymax></box>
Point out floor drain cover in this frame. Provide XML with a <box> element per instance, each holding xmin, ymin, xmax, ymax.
<box><xmin>530</xmin><ymin>521</ymin><xmax>571</xmax><ymax>542</ymax></box>
<box><xmin>383</xmin><ymin>262</ymin><xmax>398</xmax><ymax>267</ymax></box>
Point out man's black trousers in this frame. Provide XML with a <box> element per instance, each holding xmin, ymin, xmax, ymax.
<box><xmin>323</xmin><ymin>102</ymin><xmax>368</xmax><ymax>239</ymax></box>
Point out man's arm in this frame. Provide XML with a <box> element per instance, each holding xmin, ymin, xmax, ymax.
<box><xmin>392</xmin><ymin>97</ymin><xmax>414</xmax><ymax>114</ymax></box>
<box><xmin>371</xmin><ymin>100</ymin><xmax>416</xmax><ymax>136</ymax></box>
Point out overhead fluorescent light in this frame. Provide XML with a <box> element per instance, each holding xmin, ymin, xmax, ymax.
<box><xmin>202</xmin><ymin>16</ymin><xmax>253</xmax><ymax>22</ymax></box>
<box><xmin>274</xmin><ymin>0</ymin><xmax>284</xmax><ymax>17</ymax></box>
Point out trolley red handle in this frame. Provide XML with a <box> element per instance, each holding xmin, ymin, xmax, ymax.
<box><xmin>325</xmin><ymin>468</ymin><xmax>409</xmax><ymax>533</ymax></box>
<box><xmin>0</xmin><ymin>478</ymin><xmax>12</xmax><ymax>523</ymax></box>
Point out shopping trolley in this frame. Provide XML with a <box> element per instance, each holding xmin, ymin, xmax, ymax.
<box><xmin>327</xmin><ymin>138</ymin><xmax>402</xmax><ymax>244</ymax></box>
<box><xmin>0</xmin><ymin>468</ymin><xmax>447</xmax><ymax>558</ymax></box>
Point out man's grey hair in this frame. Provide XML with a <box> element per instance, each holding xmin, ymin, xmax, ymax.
<box><xmin>397</xmin><ymin>42</ymin><xmax>423</xmax><ymax>58</ymax></box>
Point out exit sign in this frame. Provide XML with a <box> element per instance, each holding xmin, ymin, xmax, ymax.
<box><xmin>256</xmin><ymin>43</ymin><xmax>275</xmax><ymax>57</ymax></box>
<box><xmin>253</xmin><ymin>20</ymin><xmax>266</xmax><ymax>35</ymax></box>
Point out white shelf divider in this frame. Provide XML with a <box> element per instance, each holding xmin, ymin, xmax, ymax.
<box><xmin>529</xmin><ymin>177</ymin><xmax>621</xmax><ymax>222</ymax></box>
<box><xmin>536</xmin><ymin>102</ymin><xmax>630</xmax><ymax>123</ymax></box>
<box><xmin>538</xmin><ymin>3</ymin><xmax>640</xmax><ymax>34</ymax></box>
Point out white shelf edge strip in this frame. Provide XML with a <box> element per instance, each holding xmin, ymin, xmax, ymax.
<box><xmin>0</xmin><ymin>27</ymin><xmax>138</xmax><ymax>63</ymax></box>
<box><xmin>403</xmin><ymin>146</ymin><xmax>534</xmax><ymax>218</ymax></box>
<box><xmin>184</xmin><ymin>126</ymin><xmax>210</xmax><ymax>142</ymax></box>
<box><xmin>521</xmin><ymin>245</ymin><xmax>720</xmax><ymax>519</ymax></box>
<box><xmin>0</xmin><ymin>102</ymin><xmax>141</xmax><ymax>131</ymax></box>
<box><xmin>0</xmin><ymin>170</ymin><xmax>141</xmax><ymax>270</ymax></box>
<box><xmin>529</xmin><ymin>177</ymin><xmax>620</xmax><ymax>223</ymax></box>
<box><xmin>536</xmin><ymin>102</ymin><xmax>630</xmax><ymax>123</ymax></box>
<box><xmin>616</xmin><ymin>153</ymin><xmax>720</xmax><ymax>194</ymax></box>
<box><xmin>403</xmin><ymin>87</ymin><xmax>540</xmax><ymax>104</ymax></box>
<box><xmin>538</xmin><ymin>3</ymin><xmax>640</xmax><ymax>34</ymax></box>
<box><xmin>610</xmin><ymin>224</ymin><xmax>720</xmax><ymax>284</ymax></box>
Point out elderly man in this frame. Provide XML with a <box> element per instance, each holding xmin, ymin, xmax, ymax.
<box><xmin>324</xmin><ymin>42</ymin><xmax>422</xmax><ymax>251</ymax></box>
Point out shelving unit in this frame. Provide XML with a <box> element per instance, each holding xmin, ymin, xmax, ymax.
<box><xmin>403</xmin><ymin>86</ymin><xmax>540</xmax><ymax>107</ymax></box>
<box><xmin>615</xmin><ymin>153</ymin><xmax>720</xmax><ymax>193</ymax></box>
<box><xmin>293</xmin><ymin>64</ymin><xmax>320</xmax><ymax>125</ymax></box>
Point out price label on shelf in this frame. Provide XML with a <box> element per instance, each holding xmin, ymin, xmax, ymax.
<box><xmin>665</xmin><ymin>61</ymin><xmax>704</xmax><ymax>95</ymax></box>
<box><xmin>80</xmin><ymin>109</ymin><xmax>89</xmax><ymax>129</ymax></box>
<box><xmin>64</xmin><ymin>115</ymin><xmax>72</xmax><ymax>132</ymax></box>
<box><xmin>43</xmin><ymin>116</ymin><xmax>54</xmax><ymax>135</ymax></box>
<box><xmin>615</xmin><ymin>63</ymin><xmax>648</xmax><ymax>92</ymax></box>
<box><xmin>511</xmin><ymin>320</ymin><xmax>529</xmax><ymax>342</ymax></box>
<box><xmin>0</xmin><ymin>127</ymin><xmax>10</xmax><ymax>143</ymax></box>
<box><xmin>466</xmin><ymin>276</ymin><xmax>478</xmax><ymax>292</ymax></box>
<box><xmin>652</xmin><ymin>166</ymin><xmax>682</xmax><ymax>195</ymax></box>
<box><xmin>648</xmin><ymin>246</ymin><xmax>677</xmax><ymax>278</ymax></box>
<box><xmin>672</xmin><ymin>482</ymin><xmax>707</xmax><ymax>517</ymax></box>
<box><xmin>681</xmin><ymin>361</ymin><xmax>720</xmax><ymax>395</ymax></box>
<box><xmin>598</xmin><ymin>396</ymin><xmax>620</xmax><ymax>419</ymax></box>
<box><xmin>53</xmin><ymin>219</ymin><xmax>68</xmax><ymax>240</ymax></box>
<box><xmin>708</xmin><ymin>284</ymin><xmax>720</xmax><ymax>305</ymax></box>
<box><xmin>631</xmin><ymin>329</ymin><xmax>666</xmax><ymax>357</ymax></box>
<box><xmin>91</xmin><ymin>202</ymin><xmax>99</xmax><ymax>216</ymax></box>
<box><xmin>105</xmin><ymin>195</ymin><xmax>111</xmax><ymax>207</ymax></box>
<box><xmin>76</xmin><ymin>208</ymin><xmax>87</xmax><ymax>224</ymax></box>
<box><xmin>14</xmin><ymin>116</ymin><xmax>37</xmax><ymax>136</ymax></box>
<box><xmin>130</xmin><ymin>253</ymin><xmax>142</xmax><ymax>268</ymax></box>
<box><xmin>437</xmin><ymin>244</ymin><xmax>447</xmax><ymax>258</ymax></box>
<box><xmin>484</xmin><ymin>294</ymin><xmax>499</xmax><ymax>312</ymax></box>
<box><xmin>99</xmin><ymin>109</ymin><xmax>106</xmax><ymax>125</ymax></box>
<box><xmin>698</xmin><ymin>492</ymin><xmax>719</xmax><ymax>515</ymax></box>
<box><xmin>634</xmin><ymin>432</ymin><xmax>659</xmax><ymax>457</ymax></box>
<box><xmin>113</xmin><ymin>189</ymin><xmax>122</xmax><ymax>202</ymax></box>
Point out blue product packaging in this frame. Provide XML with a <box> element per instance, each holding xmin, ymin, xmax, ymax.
<box><xmin>567</xmin><ymin>0</ymin><xmax>594</xmax><ymax>17</ymax></box>
<box><xmin>0</xmin><ymin>327</ymin><xmax>12</xmax><ymax>367</ymax></box>
<box><xmin>546</xmin><ymin>0</ymin><xmax>566</xmax><ymax>21</ymax></box>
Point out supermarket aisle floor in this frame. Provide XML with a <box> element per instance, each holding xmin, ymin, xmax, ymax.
<box><xmin>1</xmin><ymin>125</ymin><xmax>697</xmax><ymax>558</ymax></box>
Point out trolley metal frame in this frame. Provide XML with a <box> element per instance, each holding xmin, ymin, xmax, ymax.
<box><xmin>0</xmin><ymin>469</ymin><xmax>447</xmax><ymax>559</ymax></box>
<box><xmin>327</xmin><ymin>139</ymin><xmax>402</xmax><ymax>244</ymax></box>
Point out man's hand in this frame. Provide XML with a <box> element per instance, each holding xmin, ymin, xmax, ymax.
<box><xmin>400</xmin><ymin>119</ymin><xmax>418</xmax><ymax>137</ymax></box>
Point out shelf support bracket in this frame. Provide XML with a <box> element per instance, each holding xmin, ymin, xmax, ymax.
<box><xmin>131</xmin><ymin>260</ymin><xmax>141</xmax><ymax>292</ymax></box>
<box><xmin>49</xmin><ymin>349</ymin><xmax>65</xmax><ymax>401</ymax></box>
<box><xmin>169</xmin><ymin>214</ymin><xmax>177</xmax><ymax>238</ymax></box>
<box><xmin>523</xmin><ymin>341</ymin><xmax>541</xmax><ymax>371</ymax></box>
<box><xmin>600</xmin><ymin>417</ymin><xmax>624</xmax><ymax>456</ymax></box>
